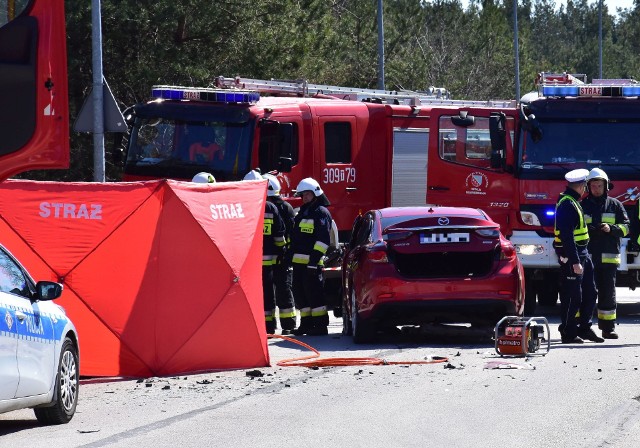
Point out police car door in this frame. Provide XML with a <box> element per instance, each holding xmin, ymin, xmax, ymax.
<box><xmin>0</xmin><ymin>249</ymin><xmax>55</xmax><ymax>398</ymax></box>
<box><xmin>0</xmin><ymin>289</ymin><xmax>19</xmax><ymax>400</ymax></box>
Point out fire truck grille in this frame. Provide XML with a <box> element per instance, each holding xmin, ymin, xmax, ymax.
<box><xmin>390</xmin><ymin>250</ymin><xmax>495</xmax><ymax>279</ymax></box>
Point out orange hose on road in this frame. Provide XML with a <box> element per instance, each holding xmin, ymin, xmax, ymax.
<box><xmin>268</xmin><ymin>334</ymin><xmax>449</xmax><ymax>368</ymax></box>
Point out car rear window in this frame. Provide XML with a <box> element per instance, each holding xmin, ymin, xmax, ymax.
<box><xmin>382</xmin><ymin>215</ymin><xmax>479</xmax><ymax>231</ymax></box>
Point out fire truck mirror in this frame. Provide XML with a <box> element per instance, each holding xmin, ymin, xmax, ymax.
<box><xmin>278</xmin><ymin>156</ymin><xmax>292</xmax><ymax>173</ymax></box>
<box><xmin>489</xmin><ymin>112</ymin><xmax>506</xmax><ymax>169</ymax></box>
<box><xmin>451</xmin><ymin>113</ymin><xmax>475</xmax><ymax>127</ymax></box>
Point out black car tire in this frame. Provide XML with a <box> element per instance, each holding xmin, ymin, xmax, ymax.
<box><xmin>34</xmin><ymin>337</ymin><xmax>79</xmax><ymax>425</ymax></box>
<box><xmin>351</xmin><ymin>290</ymin><xmax>375</xmax><ymax>344</ymax></box>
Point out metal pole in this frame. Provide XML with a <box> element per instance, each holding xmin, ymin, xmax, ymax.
<box><xmin>377</xmin><ymin>0</ymin><xmax>385</xmax><ymax>90</ymax></box>
<box><xmin>513</xmin><ymin>0</ymin><xmax>520</xmax><ymax>100</ymax></box>
<box><xmin>91</xmin><ymin>0</ymin><xmax>105</xmax><ymax>182</ymax></box>
<box><xmin>599</xmin><ymin>0</ymin><xmax>603</xmax><ymax>78</ymax></box>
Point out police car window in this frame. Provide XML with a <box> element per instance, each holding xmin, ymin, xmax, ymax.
<box><xmin>0</xmin><ymin>248</ymin><xmax>29</xmax><ymax>297</ymax></box>
<box><xmin>325</xmin><ymin>122</ymin><xmax>352</xmax><ymax>163</ymax></box>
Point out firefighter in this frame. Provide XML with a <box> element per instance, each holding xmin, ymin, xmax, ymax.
<box><xmin>243</xmin><ymin>170</ymin><xmax>286</xmax><ymax>334</ymax></box>
<box><xmin>553</xmin><ymin>168</ymin><xmax>602</xmax><ymax>344</ymax></box>
<box><xmin>191</xmin><ymin>172</ymin><xmax>216</xmax><ymax>183</ymax></box>
<box><xmin>263</xmin><ymin>173</ymin><xmax>297</xmax><ymax>334</ymax></box>
<box><xmin>290</xmin><ymin>177</ymin><xmax>333</xmax><ymax>336</ymax></box>
<box><xmin>582</xmin><ymin>168</ymin><xmax>629</xmax><ymax>339</ymax></box>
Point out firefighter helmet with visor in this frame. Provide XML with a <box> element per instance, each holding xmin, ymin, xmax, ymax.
<box><xmin>192</xmin><ymin>172</ymin><xmax>216</xmax><ymax>183</ymax></box>
<box><xmin>587</xmin><ymin>167</ymin><xmax>610</xmax><ymax>190</ymax></box>
<box><xmin>295</xmin><ymin>177</ymin><xmax>323</xmax><ymax>197</ymax></box>
<box><xmin>263</xmin><ymin>174</ymin><xmax>281</xmax><ymax>196</ymax></box>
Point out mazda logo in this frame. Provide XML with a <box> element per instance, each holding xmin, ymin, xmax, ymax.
<box><xmin>438</xmin><ymin>217</ymin><xmax>449</xmax><ymax>225</ymax></box>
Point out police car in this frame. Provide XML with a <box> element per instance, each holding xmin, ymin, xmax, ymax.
<box><xmin>0</xmin><ymin>244</ymin><xmax>79</xmax><ymax>424</ymax></box>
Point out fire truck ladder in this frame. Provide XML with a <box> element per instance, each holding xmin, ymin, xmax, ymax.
<box><xmin>213</xmin><ymin>76</ymin><xmax>515</xmax><ymax>108</ymax></box>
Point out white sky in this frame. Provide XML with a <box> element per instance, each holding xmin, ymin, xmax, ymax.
<box><xmin>457</xmin><ymin>0</ymin><xmax>636</xmax><ymax>16</ymax></box>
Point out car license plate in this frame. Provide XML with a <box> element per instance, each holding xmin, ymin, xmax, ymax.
<box><xmin>420</xmin><ymin>232</ymin><xmax>470</xmax><ymax>244</ymax></box>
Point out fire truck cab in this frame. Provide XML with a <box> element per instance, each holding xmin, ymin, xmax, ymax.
<box><xmin>427</xmin><ymin>72</ymin><xmax>640</xmax><ymax>311</ymax></box>
<box><xmin>0</xmin><ymin>0</ymin><xmax>69</xmax><ymax>181</ymax></box>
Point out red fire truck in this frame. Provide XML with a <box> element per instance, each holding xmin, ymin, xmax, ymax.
<box><xmin>0</xmin><ymin>0</ymin><xmax>69</xmax><ymax>180</ymax></box>
<box><xmin>427</xmin><ymin>72</ymin><xmax>640</xmax><ymax>312</ymax></box>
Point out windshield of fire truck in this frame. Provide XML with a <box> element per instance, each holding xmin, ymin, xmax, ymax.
<box><xmin>126</xmin><ymin>118</ymin><xmax>253</xmax><ymax>181</ymax></box>
<box><xmin>519</xmin><ymin>120</ymin><xmax>640</xmax><ymax>170</ymax></box>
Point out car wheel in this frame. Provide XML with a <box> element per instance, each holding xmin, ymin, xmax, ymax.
<box><xmin>351</xmin><ymin>290</ymin><xmax>375</xmax><ymax>344</ymax></box>
<box><xmin>342</xmin><ymin>291</ymin><xmax>353</xmax><ymax>336</ymax></box>
<box><xmin>34</xmin><ymin>337</ymin><xmax>79</xmax><ymax>425</ymax></box>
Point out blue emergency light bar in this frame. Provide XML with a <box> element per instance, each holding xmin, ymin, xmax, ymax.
<box><xmin>542</xmin><ymin>84</ymin><xmax>640</xmax><ymax>98</ymax></box>
<box><xmin>545</xmin><ymin>210</ymin><xmax>555</xmax><ymax>217</ymax></box>
<box><xmin>151</xmin><ymin>85</ymin><xmax>261</xmax><ymax>104</ymax></box>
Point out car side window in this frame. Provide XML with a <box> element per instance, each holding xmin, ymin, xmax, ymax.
<box><xmin>0</xmin><ymin>249</ymin><xmax>29</xmax><ymax>297</ymax></box>
<box><xmin>355</xmin><ymin>215</ymin><xmax>373</xmax><ymax>245</ymax></box>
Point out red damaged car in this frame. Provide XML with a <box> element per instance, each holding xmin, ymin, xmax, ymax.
<box><xmin>342</xmin><ymin>206</ymin><xmax>525</xmax><ymax>343</ymax></box>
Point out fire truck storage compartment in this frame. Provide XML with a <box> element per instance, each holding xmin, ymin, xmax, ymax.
<box><xmin>389</xmin><ymin>248</ymin><xmax>495</xmax><ymax>278</ymax></box>
<box><xmin>391</xmin><ymin>129</ymin><xmax>429</xmax><ymax>206</ymax></box>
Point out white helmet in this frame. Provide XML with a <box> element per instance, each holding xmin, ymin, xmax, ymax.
<box><xmin>587</xmin><ymin>167</ymin><xmax>610</xmax><ymax>189</ymax></box>
<box><xmin>243</xmin><ymin>170</ymin><xmax>262</xmax><ymax>181</ymax></box>
<box><xmin>263</xmin><ymin>174</ymin><xmax>281</xmax><ymax>197</ymax></box>
<box><xmin>295</xmin><ymin>177</ymin><xmax>323</xmax><ymax>197</ymax></box>
<box><xmin>192</xmin><ymin>172</ymin><xmax>216</xmax><ymax>183</ymax></box>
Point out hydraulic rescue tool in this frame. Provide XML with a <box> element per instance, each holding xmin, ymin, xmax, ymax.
<box><xmin>494</xmin><ymin>316</ymin><xmax>550</xmax><ymax>356</ymax></box>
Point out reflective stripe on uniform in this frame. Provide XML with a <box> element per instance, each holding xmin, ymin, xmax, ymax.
<box><xmin>264</xmin><ymin>215</ymin><xmax>273</xmax><ymax>235</ymax></box>
<box><xmin>617</xmin><ymin>223</ymin><xmax>629</xmax><ymax>236</ymax></box>
<box><xmin>299</xmin><ymin>307</ymin><xmax>311</xmax><ymax>318</ymax></box>
<box><xmin>278</xmin><ymin>308</ymin><xmax>296</xmax><ymax>319</ymax></box>
<box><xmin>602</xmin><ymin>213</ymin><xmax>616</xmax><ymax>224</ymax></box>
<box><xmin>292</xmin><ymin>253</ymin><xmax>310</xmax><ymax>264</ymax></box>
<box><xmin>313</xmin><ymin>240</ymin><xmax>329</xmax><ymax>254</ymax></box>
<box><xmin>602</xmin><ymin>253</ymin><xmax>621</xmax><ymax>264</ymax></box>
<box><xmin>274</xmin><ymin>235</ymin><xmax>286</xmax><ymax>247</ymax></box>
<box><xmin>554</xmin><ymin>194</ymin><xmax>589</xmax><ymax>246</ymax></box>
<box><xmin>585</xmin><ymin>214</ymin><xmax>592</xmax><ymax>224</ymax></box>
<box><xmin>299</xmin><ymin>219</ymin><xmax>314</xmax><ymax>234</ymax></box>
<box><xmin>311</xmin><ymin>306</ymin><xmax>328</xmax><ymax>317</ymax></box>
<box><xmin>597</xmin><ymin>309</ymin><xmax>616</xmax><ymax>320</ymax></box>
<box><xmin>265</xmin><ymin>310</ymin><xmax>275</xmax><ymax>322</ymax></box>
<box><xmin>263</xmin><ymin>254</ymin><xmax>278</xmax><ymax>266</ymax></box>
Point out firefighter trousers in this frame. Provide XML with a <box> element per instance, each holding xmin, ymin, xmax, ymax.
<box><xmin>262</xmin><ymin>266</ymin><xmax>277</xmax><ymax>333</ymax></box>
<box><xmin>292</xmin><ymin>265</ymin><xmax>329</xmax><ymax>330</ymax></box>
<box><xmin>273</xmin><ymin>262</ymin><xmax>296</xmax><ymax>330</ymax></box>
<box><xmin>593</xmin><ymin>260</ymin><xmax>617</xmax><ymax>332</ymax></box>
<box><xmin>558</xmin><ymin>254</ymin><xmax>597</xmax><ymax>340</ymax></box>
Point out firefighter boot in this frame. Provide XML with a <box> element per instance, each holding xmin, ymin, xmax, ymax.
<box><xmin>265</xmin><ymin>319</ymin><xmax>276</xmax><ymax>335</ymax></box>
<box><xmin>292</xmin><ymin>315</ymin><xmax>313</xmax><ymax>336</ymax></box>
<box><xmin>278</xmin><ymin>307</ymin><xmax>297</xmax><ymax>335</ymax></box>
<box><xmin>307</xmin><ymin>313</ymin><xmax>330</xmax><ymax>336</ymax></box>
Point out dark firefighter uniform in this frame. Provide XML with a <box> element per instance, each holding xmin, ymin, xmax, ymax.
<box><xmin>582</xmin><ymin>189</ymin><xmax>629</xmax><ymax>336</ymax></box>
<box><xmin>290</xmin><ymin>198</ymin><xmax>332</xmax><ymax>335</ymax></box>
<box><xmin>267</xmin><ymin>194</ymin><xmax>297</xmax><ymax>333</ymax></box>
<box><xmin>262</xmin><ymin>201</ymin><xmax>286</xmax><ymax>334</ymax></box>
<box><xmin>553</xmin><ymin>171</ymin><xmax>599</xmax><ymax>343</ymax></box>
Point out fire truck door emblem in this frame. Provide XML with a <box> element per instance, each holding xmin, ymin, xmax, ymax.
<box><xmin>5</xmin><ymin>310</ymin><xmax>13</xmax><ymax>331</ymax></box>
<box><xmin>465</xmin><ymin>172</ymin><xmax>489</xmax><ymax>195</ymax></box>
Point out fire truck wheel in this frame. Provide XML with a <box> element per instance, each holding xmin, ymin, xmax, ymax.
<box><xmin>351</xmin><ymin>290</ymin><xmax>375</xmax><ymax>344</ymax></box>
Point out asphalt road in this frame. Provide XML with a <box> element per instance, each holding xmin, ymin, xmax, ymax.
<box><xmin>2</xmin><ymin>290</ymin><xmax>640</xmax><ymax>448</ymax></box>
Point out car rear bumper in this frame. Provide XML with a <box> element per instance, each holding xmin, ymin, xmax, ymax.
<box><xmin>357</xmin><ymin>270</ymin><xmax>521</xmax><ymax>324</ymax></box>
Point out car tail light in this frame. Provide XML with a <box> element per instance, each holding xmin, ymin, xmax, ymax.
<box><xmin>500</xmin><ymin>242</ymin><xmax>517</xmax><ymax>261</ymax></box>
<box><xmin>476</xmin><ymin>228</ymin><xmax>500</xmax><ymax>238</ymax></box>
<box><xmin>383</xmin><ymin>231</ymin><xmax>412</xmax><ymax>242</ymax></box>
